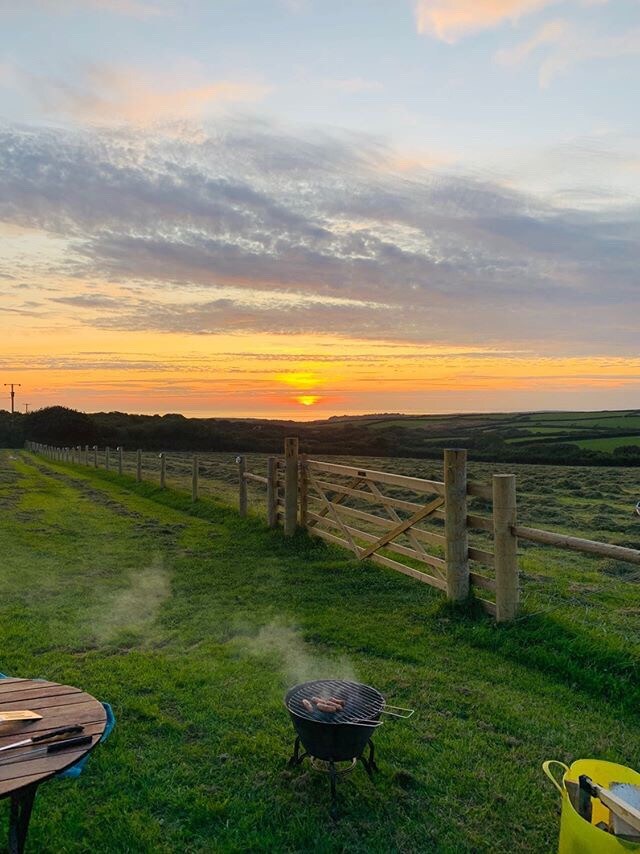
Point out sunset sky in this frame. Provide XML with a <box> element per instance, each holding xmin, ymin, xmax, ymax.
<box><xmin>0</xmin><ymin>0</ymin><xmax>638</xmax><ymax>419</ymax></box>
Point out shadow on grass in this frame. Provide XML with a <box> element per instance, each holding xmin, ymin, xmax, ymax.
<box><xmin>448</xmin><ymin>608</ymin><xmax>640</xmax><ymax>720</ymax></box>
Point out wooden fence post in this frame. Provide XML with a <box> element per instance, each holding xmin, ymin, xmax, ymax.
<box><xmin>159</xmin><ymin>453</ymin><xmax>166</xmax><ymax>489</ymax></box>
<box><xmin>299</xmin><ymin>453</ymin><xmax>308</xmax><ymax>528</ymax></box>
<box><xmin>93</xmin><ymin>446</ymin><xmax>98</xmax><ymax>468</ymax></box>
<box><xmin>105</xmin><ymin>446</ymin><xmax>110</xmax><ymax>471</ymax></box>
<box><xmin>267</xmin><ymin>456</ymin><xmax>277</xmax><ymax>528</ymax></box>
<box><xmin>237</xmin><ymin>456</ymin><xmax>247</xmax><ymax>516</ymax></box>
<box><xmin>192</xmin><ymin>455</ymin><xmax>199</xmax><ymax>502</ymax></box>
<box><xmin>118</xmin><ymin>446</ymin><xmax>123</xmax><ymax>476</ymax></box>
<box><xmin>493</xmin><ymin>474</ymin><xmax>518</xmax><ymax>622</ymax></box>
<box><xmin>444</xmin><ymin>448</ymin><xmax>469</xmax><ymax>602</ymax></box>
<box><xmin>136</xmin><ymin>449</ymin><xmax>142</xmax><ymax>482</ymax></box>
<box><xmin>284</xmin><ymin>437</ymin><xmax>299</xmax><ymax>536</ymax></box>
<box><xmin>84</xmin><ymin>445</ymin><xmax>89</xmax><ymax>465</ymax></box>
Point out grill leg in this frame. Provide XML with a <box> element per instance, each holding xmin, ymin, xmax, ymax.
<box><xmin>358</xmin><ymin>740</ymin><xmax>377</xmax><ymax>779</ymax></box>
<box><xmin>288</xmin><ymin>736</ymin><xmax>308</xmax><ymax>768</ymax></box>
<box><xmin>329</xmin><ymin>762</ymin><xmax>339</xmax><ymax>822</ymax></box>
<box><xmin>368</xmin><ymin>739</ymin><xmax>378</xmax><ymax>772</ymax></box>
<box><xmin>8</xmin><ymin>783</ymin><xmax>38</xmax><ymax>854</ymax></box>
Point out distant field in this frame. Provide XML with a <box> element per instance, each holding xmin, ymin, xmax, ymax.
<box><xmin>527</xmin><ymin>417</ymin><xmax>640</xmax><ymax>430</ymax></box>
<box><xmin>356</xmin><ymin>410</ymin><xmax>640</xmax><ymax>460</ymax></box>
<box><xmin>516</xmin><ymin>426</ymin><xmax>594</xmax><ymax>435</ymax></box>
<box><xmin>519</xmin><ymin>410</ymin><xmax>638</xmax><ymax>423</ymax></box>
<box><xmin>367</xmin><ymin>418</ymin><xmax>445</xmax><ymax>430</ymax></box>
<box><xmin>575</xmin><ymin>435</ymin><xmax>640</xmax><ymax>451</ymax></box>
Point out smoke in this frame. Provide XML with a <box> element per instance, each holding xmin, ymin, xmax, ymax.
<box><xmin>236</xmin><ymin>621</ymin><xmax>358</xmax><ymax>687</ymax></box>
<box><xmin>88</xmin><ymin>552</ymin><xmax>170</xmax><ymax>643</ymax></box>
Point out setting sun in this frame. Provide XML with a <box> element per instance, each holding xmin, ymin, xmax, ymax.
<box><xmin>296</xmin><ymin>395</ymin><xmax>320</xmax><ymax>407</ymax></box>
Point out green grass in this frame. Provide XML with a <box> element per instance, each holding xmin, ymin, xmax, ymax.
<box><xmin>2</xmin><ymin>450</ymin><xmax>640</xmax><ymax>852</ymax></box>
<box><xmin>507</xmin><ymin>432</ymin><xmax>640</xmax><ymax>449</ymax></box>
<box><xmin>520</xmin><ymin>411</ymin><xmax>638</xmax><ymax>423</ymax></box>
<box><xmin>574</xmin><ymin>435</ymin><xmax>640</xmax><ymax>451</ymax></box>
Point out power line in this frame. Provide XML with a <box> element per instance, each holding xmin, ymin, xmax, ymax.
<box><xmin>3</xmin><ymin>383</ymin><xmax>21</xmax><ymax>415</ymax></box>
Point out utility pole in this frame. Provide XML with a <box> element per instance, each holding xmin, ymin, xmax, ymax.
<box><xmin>23</xmin><ymin>403</ymin><xmax>30</xmax><ymax>413</ymax></box>
<box><xmin>4</xmin><ymin>383</ymin><xmax>21</xmax><ymax>414</ymax></box>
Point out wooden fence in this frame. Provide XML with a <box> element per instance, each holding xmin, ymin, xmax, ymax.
<box><xmin>237</xmin><ymin>438</ymin><xmax>640</xmax><ymax>624</ymax></box>
<box><xmin>26</xmin><ymin>442</ymin><xmax>202</xmax><ymax>499</ymax></box>
<box><xmin>26</xmin><ymin>438</ymin><xmax>640</xmax><ymax>624</ymax></box>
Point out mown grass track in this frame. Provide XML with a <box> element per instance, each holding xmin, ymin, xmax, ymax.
<box><xmin>1</xmin><ymin>450</ymin><xmax>640</xmax><ymax>852</ymax></box>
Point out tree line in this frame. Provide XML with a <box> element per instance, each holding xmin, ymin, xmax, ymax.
<box><xmin>1</xmin><ymin>406</ymin><xmax>638</xmax><ymax>467</ymax></box>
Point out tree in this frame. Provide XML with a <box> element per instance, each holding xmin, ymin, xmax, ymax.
<box><xmin>24</xmin><ymin>407</ymin><xmax>95</xmax><ymax>445</ymax></box>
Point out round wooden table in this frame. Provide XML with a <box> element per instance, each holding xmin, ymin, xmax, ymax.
<box><xmin>0</xmin><ymin>678</ymin><xmax>107</xmax><ymax>853</ymax></box>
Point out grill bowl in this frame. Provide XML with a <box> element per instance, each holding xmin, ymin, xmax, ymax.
<box><xmin>285</xmin><ymin>679</ymin><xmax>384</xmax><ymax>762</ymax></box>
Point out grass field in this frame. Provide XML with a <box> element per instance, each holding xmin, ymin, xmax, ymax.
<box><xmin>353</xmin><ymin>410</ymin><xmax>640</xmax><ymax>459</ymax></box>
<box><xmin>2</xmin><ymin>450</ymin><xmax>640</xmax><ymax>852</ymax></box>
<box><xmin>574</xmin><ymin>435</ymin><xmax>640</xmax><ymax>451</ymax></box>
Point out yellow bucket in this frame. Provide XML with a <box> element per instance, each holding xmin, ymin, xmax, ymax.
<box><xmin>543</xmin><ymin>759</ymin><xmax>640</xmax><ymax>853</ymax></box>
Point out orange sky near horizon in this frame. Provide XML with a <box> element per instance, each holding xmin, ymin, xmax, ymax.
<box><xmin>2</xmin><ymin>318</ymin><xmax>639</xmax><ymax>418</ymax></box>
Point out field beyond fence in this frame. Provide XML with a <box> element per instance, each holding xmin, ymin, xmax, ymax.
<box><xmin>27</xmin><ymin>439</ymin><xmax>640</xmax><ymax>626</ymax></box>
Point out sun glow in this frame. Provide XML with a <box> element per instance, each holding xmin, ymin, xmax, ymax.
<box><xmin>276</xmin><ymin>371</ymin><xmax>322</xmax><ymax>390</ymax></box>
<box><xmin>296</xmin><ymin>395</ymin><xmax>319</xmax><ymax>406</ymax></box>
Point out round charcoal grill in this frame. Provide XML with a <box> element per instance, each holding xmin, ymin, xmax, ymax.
<box><xmin>285</xmin><ymin>679</ymin><xmax>384</xmax><ymax>762</ymax></box>
<box><xmin>285</xmin><ymin>679</ymin><xmax>414</xmax><ymax>816</ymax></box>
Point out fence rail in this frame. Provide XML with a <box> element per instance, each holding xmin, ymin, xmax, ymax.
<box><xmin>25</xmin><ymin>438</ymin><xmax>640</xmax><ymax>624</ymax></box>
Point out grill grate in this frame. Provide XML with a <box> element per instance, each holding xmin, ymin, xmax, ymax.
<box><xmin>286</xmin><ymin>679</ymin><xmax>384</xmax><ymax>725</ymax></box>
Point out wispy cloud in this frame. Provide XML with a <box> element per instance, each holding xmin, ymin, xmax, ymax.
<box><xmin>12</xmin><ymin>63</ymin><xmax>271</xmax><ymax>125</ymax></box>
<box><xmin>497</xmin><ymin>20</ymin><xmax>640</xmax><ymax>86</ymax></box>
<box><xmin>414</xmin><ymin>0</ymin><xmax>558</xmax><ymax>42</ymax></box>
<box><xmin>414</xmin><ymin>0</ymin><xmax>615</xmax><ymax>43</ymax></box>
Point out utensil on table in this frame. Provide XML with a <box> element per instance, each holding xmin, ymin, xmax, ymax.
<box><xmin>0</xmin><ymin>725</ymin><xmax>84</xmax><ymax>753</ymax></box>
<box><xmin>0</xmin><ymin>735</ymin><xmax>93</xmax><ymax>767</ymax></box>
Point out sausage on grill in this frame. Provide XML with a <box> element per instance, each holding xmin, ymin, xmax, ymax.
<box><xmin>316</xmin><ymin>701</ymin><xmax>339</xmax><ymax>713</ymax></box>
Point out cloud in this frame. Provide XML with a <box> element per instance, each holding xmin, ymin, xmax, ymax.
<box><xmin>14</xmin><ymin>63</ymin><xmax>271</xmax><ymax>126</ymax></box>
<box><xmin>494</xmin><ymin>17</ymin><xmax>567</xmax><ymax>65</ymax></box>
<box><xmin>0</xmin><ymin>119</ymin><xmax>638</xmax><ymax>353</ymax></box>
<box><xmin>414</xmin><ymin>0</ymin><xmax>615</xmax><ymax>43</ymax></box>
<box><xmin>52</xmin><ymin>293</ymin><xmax>121</xmax><ymax>308</ymax></box>
<box><xmin>496</xmin><ymin>19</ymin><xmax>640</xmax><ymax>86</ymax></box>
<box><xmin>414</xmin><ymin>0</ymin><xmax>558</xmax><ymax>42</ymax></box>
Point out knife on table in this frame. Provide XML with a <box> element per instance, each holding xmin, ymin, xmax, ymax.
<box><xmin>0</xmin><ymin>725</ymin><xmax>85</xmax><ymax>753</ymax></box>
<box><xmin>0</xmin><ymin>735</ymin><xmax>93</xmax><ymax>767</ymax></box>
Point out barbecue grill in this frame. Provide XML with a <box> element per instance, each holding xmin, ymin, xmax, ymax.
<box><xmin>284</xmin><ymin>678</ymin><xmax>413</xmax><ymax>816</ymax></box>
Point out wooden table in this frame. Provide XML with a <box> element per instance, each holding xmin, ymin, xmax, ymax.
<box><xmin>0</xmin><ymin>679</ymin><xmax>107</xmax><ymax>853</ymax></box>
